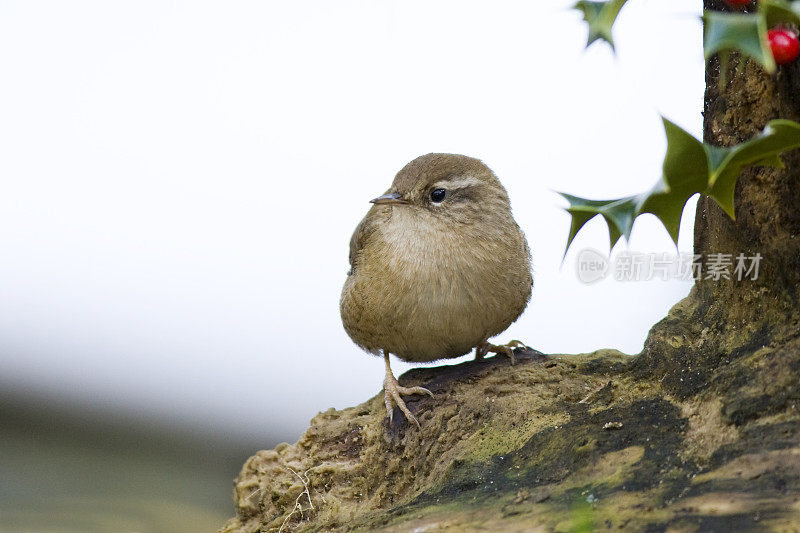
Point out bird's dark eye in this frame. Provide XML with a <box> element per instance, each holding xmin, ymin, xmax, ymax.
<box><xmin>430</xmin><ymin>188</ymin><xmax>447</xmax><ymax>203</ymax></box>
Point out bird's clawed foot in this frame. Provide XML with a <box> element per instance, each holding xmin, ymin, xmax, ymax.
<box><xmin>383</xmin><ymin>352</ymin><xmax>434</xmax><ymax>428</ymax></box>
<box><xmin>475</xmin><ymin>339</ymin><xmax>533</xmax><ymax>365</ymax></box>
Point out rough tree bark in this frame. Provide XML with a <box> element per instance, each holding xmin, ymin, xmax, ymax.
<box><xmin>218</xmin><ymin>3</ymin><xmax>800</xmax><ymax>530</ymax></box>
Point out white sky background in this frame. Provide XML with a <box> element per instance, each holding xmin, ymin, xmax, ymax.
<box><xmin>0</xmin><ymin>1</ymin><xmax>704</xmax><ymax>442</ymax></box>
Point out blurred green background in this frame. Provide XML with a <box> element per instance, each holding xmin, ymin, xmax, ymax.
<box><xmin>0</xmin><ymin>389</ymin><xmax>284</xmax><ymax>533</ymax></box>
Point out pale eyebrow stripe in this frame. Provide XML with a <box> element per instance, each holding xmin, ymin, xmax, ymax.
<box><xmin>432</xmin><ymin>176</ymin><xmax>480</xmax><ymax>189</ymax></box>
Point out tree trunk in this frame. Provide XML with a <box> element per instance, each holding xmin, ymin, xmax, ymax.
<box><xmin>218</xmin><ymin>3</ymin><xmax>800</xmax><ymax>530</ymax></box>
<box><xmin>636</xmin><ymin>0</ymin><xmax>800</xmax><ymax>421</ymax></box>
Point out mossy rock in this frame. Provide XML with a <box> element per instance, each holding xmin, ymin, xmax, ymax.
<box><xmin>217</xmin><ymin>295</ymin><xmax>800</xmax><ymax>532</ymax></box>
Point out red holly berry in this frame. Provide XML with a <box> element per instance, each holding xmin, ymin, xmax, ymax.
<box><xmin>723</xmin><ymin>0</ymin><xmax>750</xmax><ymax>7</ymax></box>
<box><xmin>768</xmin><ymin>28</ymin><xmax>800</xmax><ymax>65</ymax></box>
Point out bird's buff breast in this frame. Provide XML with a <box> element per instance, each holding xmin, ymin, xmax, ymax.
<box><xmin>341</xmin><ymin>213</ymin><xmax>530</xmax><ymax>362</ymax></box>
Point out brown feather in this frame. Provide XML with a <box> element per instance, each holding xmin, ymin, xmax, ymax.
<box><xmin>341</xmin><ymin>153</ymin><xmax>533</xmax><ymax>362</ymax></box>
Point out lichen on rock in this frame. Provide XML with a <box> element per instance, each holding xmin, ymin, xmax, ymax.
<box><xmin>218</xmin><ymin>324</ymin><xmax>800</xmax><ymax>531</ymax></box>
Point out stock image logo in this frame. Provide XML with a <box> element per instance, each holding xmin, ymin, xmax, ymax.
<box><xmin>576</xmin><ymin>248</ymin><xmax>609</xmax><ymax>284</ymax></box>
<box><xmin>575</xmin><ymin>249</ymin><xmax>762</xmax><ymax>284</ymax></box>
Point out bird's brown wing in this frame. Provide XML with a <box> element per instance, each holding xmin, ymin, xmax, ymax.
<box><xmin>348</xmin><ymin>207</ymin><xmax>380</xmax><ymax>274</ymax></box>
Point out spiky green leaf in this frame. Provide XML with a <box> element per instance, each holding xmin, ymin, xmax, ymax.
<box><xmin>636</xmin><ymin>118</ymin><xmax>710</xmax><ymax>243</ymax></box>
<box><xmin>761</xmin><ymin>0</ymin><xmax>800</xmax><ymax>28</ymax></box>
<box><xmin>573</xmin><ymin>0</ymin><xmax>628</xmax><ymax>49</ymax></box>
<box><xmin>559</xmin><ymin>193</ymin><xmax>637</xmax><ymax>256</ymax></box>
<box><xmin>703</xmin><ymin>10</ymin><xmax>774</xmax><ymax>77</ymax></box>
<box><xmin>559</xmin><ymin>119</ymin><xmax>800</xmax><ymax>255</ymax></box>
<box><xmin>707</xmin><ymin>120</ymin><xmax>800</xmax><ymax>217</ymax></box>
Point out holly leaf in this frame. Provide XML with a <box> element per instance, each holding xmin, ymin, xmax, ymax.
<box><xmin>558</xmin><ymin>119</ymin><xmax>800</xmax><ymax>255</ymax></box>
<box><xmin>761</xmin><ymin>0</ymin><xmax>800</xmax><ymax>28</ymax></box>
<box><xmin>703</xmin><ymin>10</ymin><xmax>775</xmax><ymax>78</ymax></box>
<box><xmin>636</xmin><ymin>119</ymin><xmax>710</xmax><ymax>243</ymax></box>
<box><xmin>706</xmin><ymin>119</ymin><xmax>800</xmax><ymax>217</ymax></box>
<box><xmin>559</xmin><ymin>193</ymin><xmax>637</xmax><ymax>256</ymax></box>
<box><xmin>574</xmin><ymin>0</ymin><xmax>628</xmax><ymax>49</ymax></box>
<box><xmin>558</xmin><ymin>119</ymin><xmax>708</xmax><ymax>253</ymax></box>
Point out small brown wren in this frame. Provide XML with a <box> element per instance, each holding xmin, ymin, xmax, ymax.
<box><xmin>340</xmin><ymin>153</ymin><xmax>533</xmax><ymax>426</ymax></box>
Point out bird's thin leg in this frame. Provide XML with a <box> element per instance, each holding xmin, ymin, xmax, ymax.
<box><xmin>475</xmin><ymin>339</ymin><xmax>533</xmax><ymax>365</ymax></box>
<box><xmin>383</xmin><ymin>351</ymin><xmax>434</xmax><ymax>427</ymax></box>
<box><xmin>474</xmin><ymin>342</ymin><xmax>490</xmax><ymax>361</ymax></box>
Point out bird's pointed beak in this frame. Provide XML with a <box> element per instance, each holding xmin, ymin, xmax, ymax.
<box><xmin>370</xmin><ymin>192</ymin><xmax>409</xmax><ymax>205</ymax></box>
